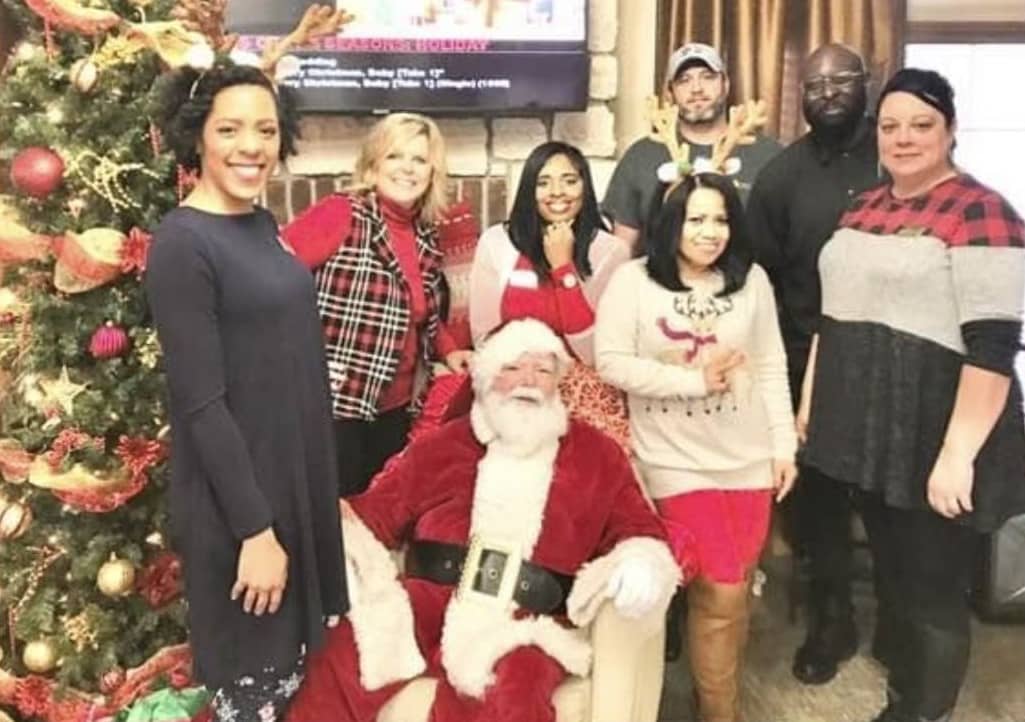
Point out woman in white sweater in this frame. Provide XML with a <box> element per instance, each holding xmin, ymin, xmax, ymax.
<box><xmin>595</xmin><ymin>172</ymin><xmax>797</xmax><ymax>722</ymax></box>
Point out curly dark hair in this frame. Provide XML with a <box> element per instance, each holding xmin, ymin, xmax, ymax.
<box><xmin>644</xmin><ymin>173</ymin><xmax>753</xmax><ymax>295</ymax></box>
<box><xmin>505</xmin><ymin>141</ymin><xmax>608</xmax><ymax>280</ymax></box>
<box><xmin>152</xmin><ymin>59</ymin><xmax>301</xmax><ymax>173</ymax></box>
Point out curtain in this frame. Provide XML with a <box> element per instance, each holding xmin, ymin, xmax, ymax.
<box><xmin>658</xmin><ymin>0</ymin><xmax>906</xmax><ymax>142</ymax></box>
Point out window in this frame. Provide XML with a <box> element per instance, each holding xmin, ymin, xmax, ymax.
<box><xmin>904</xmin><ymin>43</ymin><xmax>1025</xmax><ymax>216</ymax></box>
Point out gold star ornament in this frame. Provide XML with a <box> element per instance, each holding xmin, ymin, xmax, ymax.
<box><xmin>37</xmin><ymin>366</ymin><xmax>88</xmax><ymax>416</ymax></box>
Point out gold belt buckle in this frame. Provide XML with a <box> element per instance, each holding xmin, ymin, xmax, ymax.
<box><xmin>457</xmin><ymin>534</ymin><xmax>523</xmax><ymax>608</ymax></box>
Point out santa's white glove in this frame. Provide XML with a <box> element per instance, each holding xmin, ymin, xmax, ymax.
<box><xmin>605</xmin><ymin>556</ymin><xmax>660</xmax><ymax>619</ymax></box>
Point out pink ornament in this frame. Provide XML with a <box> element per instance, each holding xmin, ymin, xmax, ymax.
<box><xmin>89</xmin><ymin>323</ymin><xmax>129</xmax><ymax>359</ymax></box>
<box><xmin>10</xmin><ymin>146</ymin><xmax>65</xmax><ymax>199</ymax></box>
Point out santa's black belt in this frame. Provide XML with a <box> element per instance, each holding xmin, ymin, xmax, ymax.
<box><xmin>406</xmin><ymin>539</ymin><xmax>573</xmax><ymax>615</ymax></box>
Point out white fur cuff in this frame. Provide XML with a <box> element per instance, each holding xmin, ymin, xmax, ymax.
<box><xmin>343</xmin><ymin>514</ymin><xmax>426</xmax><ymax>690</ymax></box>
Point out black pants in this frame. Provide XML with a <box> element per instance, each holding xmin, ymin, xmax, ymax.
<box><xmin>333</xmin><ymin>407</ymin><xmax>411</xmax><ymax>497</ymax></box>
<box><xmin>789</xmin><ymin>463</ymin><xmax>856</xmax><ymax>609</ymax></box>
<box><xmin>786</xmin><ymin>362</ymin><xmax>857</xmax><ymax>611</ymax></box>
<box><xmin>859</xmin><ymin>491</ymin><xmax>980</xmax><ymax>718</ymax></box>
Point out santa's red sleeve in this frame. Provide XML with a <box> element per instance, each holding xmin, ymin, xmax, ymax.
<box><xmin>348</xmin><ymin>447</ymin><xmax>420</xmax><ymax>550</ymax></box>
<box><xmin>595</xmin><ymin>450</ymin><xmax>669</xmax><ymax>553</ymax></box>
<box><xmin>280</xmin><ymin>194</ymin><xmax>353</xmax><ymax>269</ymax></box>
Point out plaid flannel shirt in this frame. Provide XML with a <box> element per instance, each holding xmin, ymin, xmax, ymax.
<box><xmin>314</xmin><ymin>192</ymin><xmax>445</xmax><ymax>421</ymax></box>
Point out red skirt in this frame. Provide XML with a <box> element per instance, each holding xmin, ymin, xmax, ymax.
<box><xmin>656</xmin><ymin>489</ymin><xmax>773</xmax><ymax>584</ymax></box>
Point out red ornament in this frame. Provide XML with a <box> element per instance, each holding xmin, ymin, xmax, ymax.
<box><xmin>10</xmin><ymin>147</ymin><xmax>65</xmax><ymax>199</ymax></box>
<box><xmin>115</xmin><ymin>435</ymin><xmax>167</xmax><ymax>477</ymax></box>
<box><xmin>89</xmin><ymin>323</ymin><xmax>130</xmax><ymax>359</ymax></box>
<box><xmin>137</xmin><ymin>551</ymin><xmax>183</xmax><ymax>609</ymax></box>
<box><xmin>99</xmin><ymin>666</ymin><xmax>126</xmax><ymax>695</ymax></box>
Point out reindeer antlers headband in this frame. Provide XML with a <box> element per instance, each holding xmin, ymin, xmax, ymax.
<box><xmin>179</xmin><ymin>2</ymin><xmax>355</xmax><ymax>97</ymax></box>
<box><xmin>647</xmin><ymin>95</ymin><xmax>769</xmax><ymax>198</ymax></box>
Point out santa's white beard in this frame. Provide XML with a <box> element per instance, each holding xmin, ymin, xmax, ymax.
<box><xmin>472</xmin><ymin>387</ymin><xmax>569</xmax><ymax>458</ymax></box>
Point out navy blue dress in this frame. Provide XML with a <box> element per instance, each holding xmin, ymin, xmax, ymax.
<box><xmin>145</xmin><ymin>206</ymin><xmax>347</xmax><ymax>688</ymax></box>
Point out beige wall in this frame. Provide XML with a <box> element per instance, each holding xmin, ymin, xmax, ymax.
<box><xmin>908</xmin><ymin>0</ymin><xmax>1025</xmax><ymax>22</ymax></box>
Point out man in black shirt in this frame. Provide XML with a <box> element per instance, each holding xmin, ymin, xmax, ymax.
<box><xmin>747</xmin><ymin>43</ymin><xmax>882</xmax><ymax>685</ymax></box>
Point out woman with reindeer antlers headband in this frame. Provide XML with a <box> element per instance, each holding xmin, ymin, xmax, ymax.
<box><xmin>595</xmin><ymin>100</ymin><xmax>798</xmax><ymax>722</ymax></box>
<box><xmin>145</xmin><ymin>6</ymin><xmax>351</xmax><ymax>720</ymax></box>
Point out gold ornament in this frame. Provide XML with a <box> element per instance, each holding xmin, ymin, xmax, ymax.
<box><xmin>97</xmin><ymin>555</ymin><xmax>136</xmax><ymax>597</ymax></box>
<box><xmin>62</xmin><ymin>610</ymin><xmax>99</xmax><ymax>652</ymax></box>
<box><xmin>93</xmin><ymin>35</ymin><xmax>147</xmax><ymax>68</ymax></box>
<box><xmin>22</xmin><ymin>639</ymin><xmax>58</xmax><ymax>674</ymax></box>
<box><xmin>135</xmin><ymin>330</ymin><xmax>161</xmax><ymax>369</ymax></box>
<box><xmin>0</xmin><ymin>500</ymin><xmax>32</xmax><ymax>540</ymax></box>
<box><xmin>37</xmin><ymin>366</ymin><xmax>88</xmax><ymax>416</ymax></box>
<box><xmin>69</xmin><ymin>57</ymin><xmax>100</xmax><ymax>92</ymax></box>
<box><xmin>45</xmin><ymin>104</ymin><xmax>65</xmax><ymax>125</ymax></box>
<box><xmin>0</xmin><ymin>438</ymin><xmax>33</xmax><ymax>485</ymax></box>
<box><xmin>14</xmin><ymin>43</ymin><xmax>40</xmax><ymax>63</ymax></box>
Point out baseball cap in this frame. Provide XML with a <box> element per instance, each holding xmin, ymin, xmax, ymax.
<box><xmin>666</xmin><ymin>43</ymin><xmax>725</xmax><ymax>83</ymax></box>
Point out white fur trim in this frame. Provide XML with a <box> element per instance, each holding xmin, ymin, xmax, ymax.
<box><xmin>471</xmin><ymin>318</ymin><xmax>572</xmax><ymax>395</ymax></box>
<box><xmin>343</xmin><ymin>514</ymin><xmax>426</xmax><ymax>690</ymax></box>
<box><xmin>468</xmin><ymin>438</ymin><xmax>559</xmax><ymax>557</ymax></box>
<box><xmin>441</xmin><ymin>597</ymin><xmax>591</xmax><ymax>698</ymax></box>
<box><xmin>440</xmin><ymin>420</ymin><xmax>580</xmax><ymax>698</ymax></box>
<box><xmin>567</xmin><ymin>536</ymin><xmax>680</xmax><ymax>637</ymax></box>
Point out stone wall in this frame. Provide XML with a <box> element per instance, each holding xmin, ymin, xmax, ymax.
<box><xmin>264</xmin><ymin>0</ymin><xmax>620</xmax><ymax>228</ymax></box>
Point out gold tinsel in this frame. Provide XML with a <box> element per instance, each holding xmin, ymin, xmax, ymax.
<box><xmin>65</xmin><ymin>150</ymin><xmax>162</xmax><ymax>212</ymax></box>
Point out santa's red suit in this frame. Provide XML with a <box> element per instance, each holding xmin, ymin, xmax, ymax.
<box><xmin>286</xmin><ymin>406</ymin><xmax>678</xmax><ymax>722</ymax></box>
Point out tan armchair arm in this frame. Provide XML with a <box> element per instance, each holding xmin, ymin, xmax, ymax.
<box><xmin>587</xmin><ymin>600</ymin><xmax>667</xmax><ymax>722</ymax></box>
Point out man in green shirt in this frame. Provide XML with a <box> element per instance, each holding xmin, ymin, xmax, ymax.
<box><xmin>603</xmin><ymin>42</ymin><xmax>781</xmax><ymax>252</ymax></box>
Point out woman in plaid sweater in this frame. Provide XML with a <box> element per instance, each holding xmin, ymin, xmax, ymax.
<box><xmin>282</xmin><ymin>113</ymin><xmax>470</xmax><ymax>497</ymax></box>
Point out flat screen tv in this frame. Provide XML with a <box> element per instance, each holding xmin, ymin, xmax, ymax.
<box><xmin>226</xmin><ymin>0</ymin><xmax>589</xmax><ymax>114</ymax></box>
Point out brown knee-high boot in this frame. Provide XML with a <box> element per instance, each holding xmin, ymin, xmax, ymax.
<box><xmin>686</xmin><ymin>576</ymin><xmax>753</xmax><ymax>722</ymax></box>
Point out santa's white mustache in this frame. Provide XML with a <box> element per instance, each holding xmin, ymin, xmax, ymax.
<box><xmin>506</xmin><ymin>387</ymin><xmax>546</xmax><ymax>404</ymax></box>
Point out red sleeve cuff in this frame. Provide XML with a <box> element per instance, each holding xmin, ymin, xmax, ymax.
<box><xmin>281</xmin><ymin>195</ymin><xmax>352</xmax><ymax>269</ymax></box>
<box><xmin>549</xmin><ymin>263</ymin><xmax>594</xmax><ymax>332</ymax></box>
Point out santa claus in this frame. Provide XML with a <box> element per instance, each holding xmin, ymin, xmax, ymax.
<box><xmin>286</xmin><ymin>318</ymin><xmax>682</xmax><ymax>722</ymax></box>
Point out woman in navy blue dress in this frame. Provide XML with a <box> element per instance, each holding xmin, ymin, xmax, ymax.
<box><xmin>147</xmin><ymin>60</ymin><xmax>346</xmax><ymax>721</ymax></box>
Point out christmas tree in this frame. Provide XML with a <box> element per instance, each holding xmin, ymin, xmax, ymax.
<box><xmin>0</xmin><ymin>1</ymin><xmax>224</xmax><ymax>719</ymax></box>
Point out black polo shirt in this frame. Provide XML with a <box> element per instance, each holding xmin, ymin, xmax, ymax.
<box><xmin>747</xmin><ymin>118</ymin><xmax>883</xmax><ymax>380</ymax></box>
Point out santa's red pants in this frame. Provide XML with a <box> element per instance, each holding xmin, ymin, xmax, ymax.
<box><xmin>286</xmin><ymin>582</ymin><xmax>567</xmax><ymax>722</ymax></box>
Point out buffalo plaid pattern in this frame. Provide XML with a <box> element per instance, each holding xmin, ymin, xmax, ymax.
<box><xmin>840</xmin><ymin>174</ymin><xmax>1024</xmax><ymax>248</ymax></box>
<box><xmin>314</xmin><ymin>193</ymin><xmax>444</xmax><ymax>421</ymax></box>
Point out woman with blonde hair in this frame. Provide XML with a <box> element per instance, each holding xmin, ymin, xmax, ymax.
<box><xmin>283</xmin><ymin>112</ymin><xmax>470</xmax><ymax>496</ymax></box>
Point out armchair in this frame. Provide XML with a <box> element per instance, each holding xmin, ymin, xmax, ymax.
<box><xmin>377</xmin><ymin>601</ymin><xmax>666</xmax><ymax>722</ymax></box>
